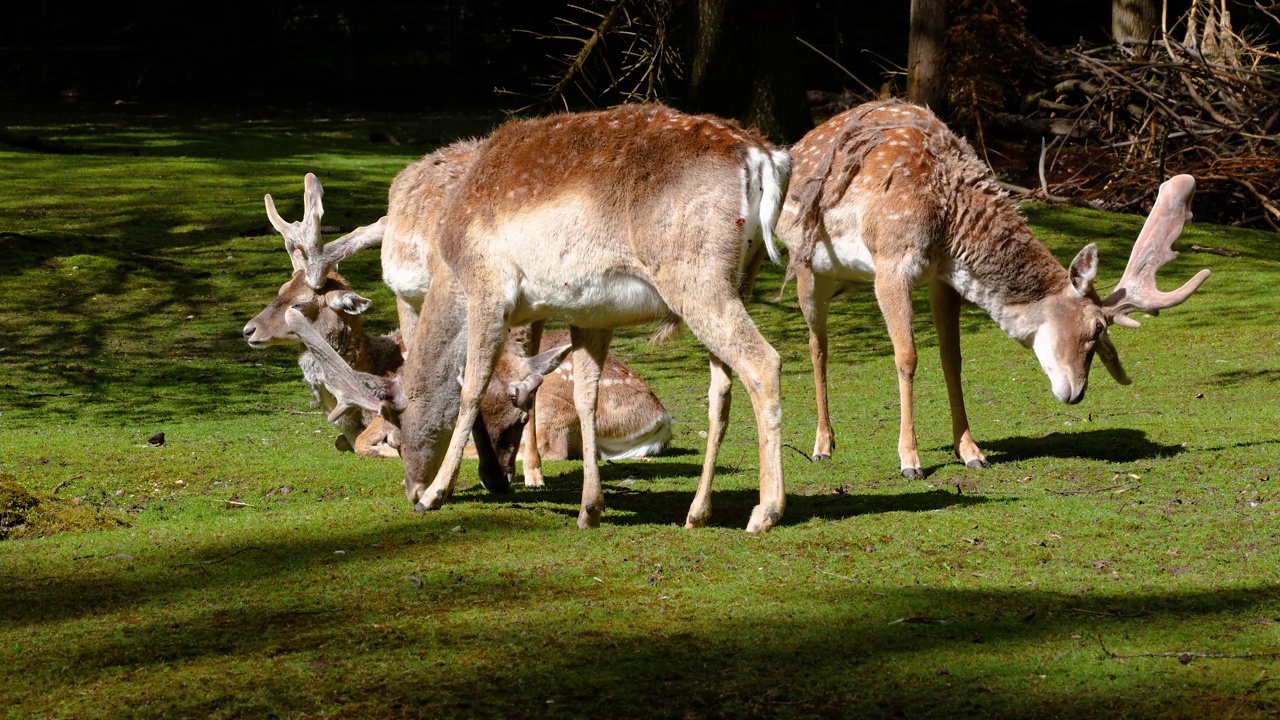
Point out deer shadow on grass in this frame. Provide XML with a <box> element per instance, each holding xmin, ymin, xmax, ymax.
<box><xmin>473</xmin><ymin>457</ymin><xmax>993</xmax><ymax>529</ymax></box>
<box><xmin>976</xmin><ymin>428</ymin><xmax>1186</xmax><ymax>465</ymax></box>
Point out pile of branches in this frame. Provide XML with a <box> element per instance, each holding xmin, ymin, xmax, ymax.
<box><xmin>503</xmin><ymin>0</ymin><xmax>682</xmax><ymax>113</ymax></box>
<box><xmin>995</xmin><ymin>1</ymin><xmax>1280</xmax><ymax>229</ymax></box>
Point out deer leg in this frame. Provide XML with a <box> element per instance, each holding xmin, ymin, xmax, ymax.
<box><xmin>675</xmin><ymin>287</ymin><xmax>784</xmax><ymax>533</ymax></box>
<box><xmin>416</xmin><ymin>299</ymin><xmax>507</xmax><ymax>511</ymax></box>
<box><xmin>929</xmin><ymin>279</ymin><xmax>988</xmax><ymax>469</ymax></box>
<box><xmin>520</xmin><ymin>321</ymin><xmax>548</xmax><ymax>487</ymax></box>
<box><xmin>685</xmin><ymin>354</ymin><xmax>732</xmax><ymax>528</ymax></box>
<box><xmin>874</xmin><ymin>275</ymin><xmax>922</xmax><ymax>479</ymax></box>
<box><xmin>797</xmin><ymin>267</ymin><xmax>838</xmax><ymax>460</ymax></box>
<box><xmin>568</xmin><ymin>326</ymin><xmax>611</xmax><ymax>528</ymax></box>
<box><xmin>395</xmin><ymin>295</ymin><xmax>420</xmax><ymax>345</ymax></box>
<box><xmin>355</xmin><ymin>417</ymin><xmax>400</xmax><ymax>459</ymax></box>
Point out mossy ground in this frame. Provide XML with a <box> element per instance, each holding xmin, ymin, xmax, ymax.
<box><xmin>1</xmin><ymin>102</ymin><xmax>1277</xmax><ymax>719</ymax></box>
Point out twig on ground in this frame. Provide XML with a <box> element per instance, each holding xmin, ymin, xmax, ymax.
<box><xmin>818</xmin><ymin>568</ymin><xmax>860</xmax><ymax>583</ymax></box>
<box><xmin>51</xmin><ymin>475</ymin><xmax>82</xmax><ymax>494</ymax></box>
<box><xmin>783</xmin><ymin>444</ymin><xmax>813</xmax><ymax>462</ymax></box>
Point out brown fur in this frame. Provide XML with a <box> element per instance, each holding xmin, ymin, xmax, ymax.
<box><xmin>778</xmin><ymin>99</ymin><xmax>1207</xmax><ymax>475</ymax></box>
<box><xmin>399</xmin><ymin>103</ymin><xmax>791</xmax><ymax>532</ymax></box>
<box><xmin>243</xmin><ymin>270</ymin><xmax>402</xmax><ymax>455</ymax></box>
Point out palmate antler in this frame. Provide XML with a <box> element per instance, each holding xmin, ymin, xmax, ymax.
<box><xmin>1103</xmin><ymin>174</ymin><xmax>1212</xmax><ymax>328</ymax></box>
<box><xmin>284</xmin><ymin>308</ymin><xmax>400</xmax><ymax>422</ymax></box>
<box><xmin>265</xmin><ymin>173</ymin><xmax>387</xmax><ymax>290</ymax></box>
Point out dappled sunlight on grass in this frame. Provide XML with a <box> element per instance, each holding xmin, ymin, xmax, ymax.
<box><xmin>2</xmin><ymin>104</ymin><xmax>1279</xmax><ymax>718</ymax></box>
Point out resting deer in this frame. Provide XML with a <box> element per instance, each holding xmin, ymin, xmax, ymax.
<box><xmin>282</xmin><ymin>307</ymin><xmax>575</xmax><ymax>489</ymax></box>
<box><xmin>523</xmin><ymin>328</ymin><xmax>672</xmax><ymax>464</ymax></box>
<box><xmin>242</xmin><ymin>174</ymin><xmax>397</xmax><ymax>455</ymax></box>
<box><xmin>777</xmin><ymin>99</ymin><xmax>1209</xmax><ymax>477</ymax></box>
<box><xmin>398</xmin><ymin>104</ymin><xmax>791</xmax><ymax>532</ymax></box>
<box><xmin>243</xmin><ymin>268</ymin><xmax>404</xmax><ymax>456</ymax></box>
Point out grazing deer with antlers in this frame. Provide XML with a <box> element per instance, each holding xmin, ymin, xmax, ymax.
<box><xmin>398</xmin><ymin>104</ymin><xmax>791</xmax><ymax>532</ymax></box>
<box><xmin>777</xmin><ymin>99</ymin><xmax>1209</xmax><ymax>477</ymax></box>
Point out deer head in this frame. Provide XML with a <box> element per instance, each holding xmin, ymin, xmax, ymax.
<box><xmin>264</xmin><ymin>173</ymin><xmax>387</xmax><ymax>290</ymax></box>
<box><xmin>242</xmin><ymin>271</ymin><xmax>372</xmax><ymax>348</ymax></box>
<box><xmin>283</xmin><ymin>309</ymin><xmax>571</xmax><ymax>490</ymax></box>
<box><xmin>1025</xmin><ymin>174</ymin><xmax>1209</xmax><ymax>404</ymax></box>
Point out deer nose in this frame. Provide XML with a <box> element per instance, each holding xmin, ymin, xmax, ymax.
<box><xmin>242</xmin><ymin>324</ymin><xmax>256</xmax><ymax>340</ymax></box>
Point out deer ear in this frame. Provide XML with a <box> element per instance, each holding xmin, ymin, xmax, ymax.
<box><xmin>1069</xmin><ymin>244</ymin><xmax>1099</xmax><ymax>296</ymax></box>
<box><xmin>327</xmin><ymin>291</ymin><xmax>372</xmax><ymax>315</ymax></box>
<box><xmin>526</xmin><ymin>343</ymin><xmax>573</xmax><ymax>376</ymax></box>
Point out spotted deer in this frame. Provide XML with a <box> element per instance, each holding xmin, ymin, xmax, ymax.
<box><xmin>522</xmin><ymin>329</ymin><xmax>672</xmax><ymax>464</ymax></box>
<box><xmin>777</xmin><ymin>99</ymin><xmax>1209</xmax><ymax>477</ymax></box>
<box><xmin>379</xmin><ymin>139</ymin><xmax>673</xmax><ymax>486</ymax></box>
<box><xmin>398</xmin><ymin>104</ymin><xmax>791</xmax><ymax>532</ymax></box>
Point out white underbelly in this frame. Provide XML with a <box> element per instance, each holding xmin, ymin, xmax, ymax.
<box><xmin>381</xmin><ymin>233</ymin><xmax>431</xmax><ymax>305</ymax></box>
<box><xmin>509</xmin><ymin>271</ymin><xmax>669</xmax><ymax>328</ymax></box>
<box><xmin>490</xmin><ymin>199</ymin><xmax>672</xmax><ymax>328</ymax></box>
<box><xmin>810</xmin><ymin>234</ymin><xmax>877</xmax><ymax>282</ymax></box>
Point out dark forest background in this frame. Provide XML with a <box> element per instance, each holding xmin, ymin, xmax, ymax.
<box><xmin>0</xmin><ymin>1</ymin><xmax>1148</xmax><ymax>109</ymax></box>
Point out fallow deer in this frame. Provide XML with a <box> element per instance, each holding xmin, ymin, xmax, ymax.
<box><xmin>379</xmin><ymin>139</ymin><xmax>673</xmax><ymax>487</ymax></box>
<box><xmin>242</xmin><ymin>269</ymin><xmax>404</xmax><ymax>457</ymax></box>
<box><xmin>281</xmin><ymin>307</ymin><xmax>575</xmax><ymax>490</ymax></box>
<box><xmin>777</xmin><ymin>99</ymin><xmax>1209</xmax><ymax>477</ymax></box>
<box><xmin>397</xmin><ymin>104</ymin><xmax>791</xmax><ymax>532</ymax></box>
<box><xmin>522</xmin><ymin>328</ymin><xmax>672</xmax><ymax>464</ymax></box>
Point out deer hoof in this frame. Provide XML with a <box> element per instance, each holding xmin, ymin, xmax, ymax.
<box><xmin>414</xmin><ymin>489</ymin><xmax>448</xmax><ymax>512</ymax></box>
<box><xmin>685</xmin><ymin>512</ymin><xmax>710</xmax><ymax>529</ymax></box>
<box><xmin>966</xmin><ymin>458</ymin><xmax>990</xmax><ymax>470</ymax></box>
<box><xmin>901</xmin><ymin>467</ymin><xmax>924</xmax><ymax>480</ymax></box>
<box><xmin>812</xmin><ymin>453</ymin><xmax>831</xmax><ymax>462</ymax></box>
<box><xmin>334</xmin><ymin>435</ymin><xmax>353</xmax><ymax>453</ymax></box>
<box><xmin>577</xmin><ymin>506</ymin><xmax>602</xmax><ymax>529</ymax></box>
<box><xmin>746</xmin><ymin>504</ymin><xmax>781</xmax><ymax>533</ymax></box>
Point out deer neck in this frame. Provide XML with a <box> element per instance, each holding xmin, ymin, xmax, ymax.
<box><xmin>310</xmin><ymin>309</ymin><xmax>374</xmax><ymax>373</ymax></box>
<box><xmin>942</xmin><ymin>185</ymin><xmax>1070</xmax><ymax>342</ymax></box>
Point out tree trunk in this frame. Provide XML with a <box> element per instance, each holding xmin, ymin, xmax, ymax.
<box><xmin>685</xmin><ymin>0</ymin><xmax>812</xmax><ymax>143</ymax></box>
<box><xmin>1112</xmin><ymin>0</ymin><xmax>1159</xmax><ymax>46</ymax></box>
<box><xmin>908</xmin><ymin>0</ymin><xmax>948</xmax><ymax>112</ymax></box>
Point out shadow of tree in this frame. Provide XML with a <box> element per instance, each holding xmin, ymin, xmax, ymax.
<box><xmin>3</xmin><ymin>505</ymin><xmax>1275</xmax><ymax>717</ymax></box>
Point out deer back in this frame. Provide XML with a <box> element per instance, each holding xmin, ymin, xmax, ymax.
<box><xmin>382</xmin><ymin>139</ymin><xmax>485</xmax><ymax>305</ymax></box>
<box><xmin>435</xmin><ymin>105</ymin><xmax>789</xmax><ymax>328</ymax></box>
<box><xmin>779</xmin><ymin>99</ymin><xmax>1068</xmax><ymax>303</ymax></box>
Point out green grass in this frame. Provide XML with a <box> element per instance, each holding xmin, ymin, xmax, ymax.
<box><xmin>1</xmin><ymin>102</ymin><xmax>1278</xmax><ymax>719</ymax></box>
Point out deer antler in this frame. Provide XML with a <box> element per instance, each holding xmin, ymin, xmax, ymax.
<box><xmin>1103</xmin><ymin>174</ymin><xmax>1211</xmax><ymax>328</ymax></box>
<box><xmin>284</xmin><ymin>308</ymin><xmax>397</xmax><ymax>421</ymax></box>
<box><xmin>264</xmin><ymin>174</ymin><xmax>385</xmax><ymax>289</ymax></box>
